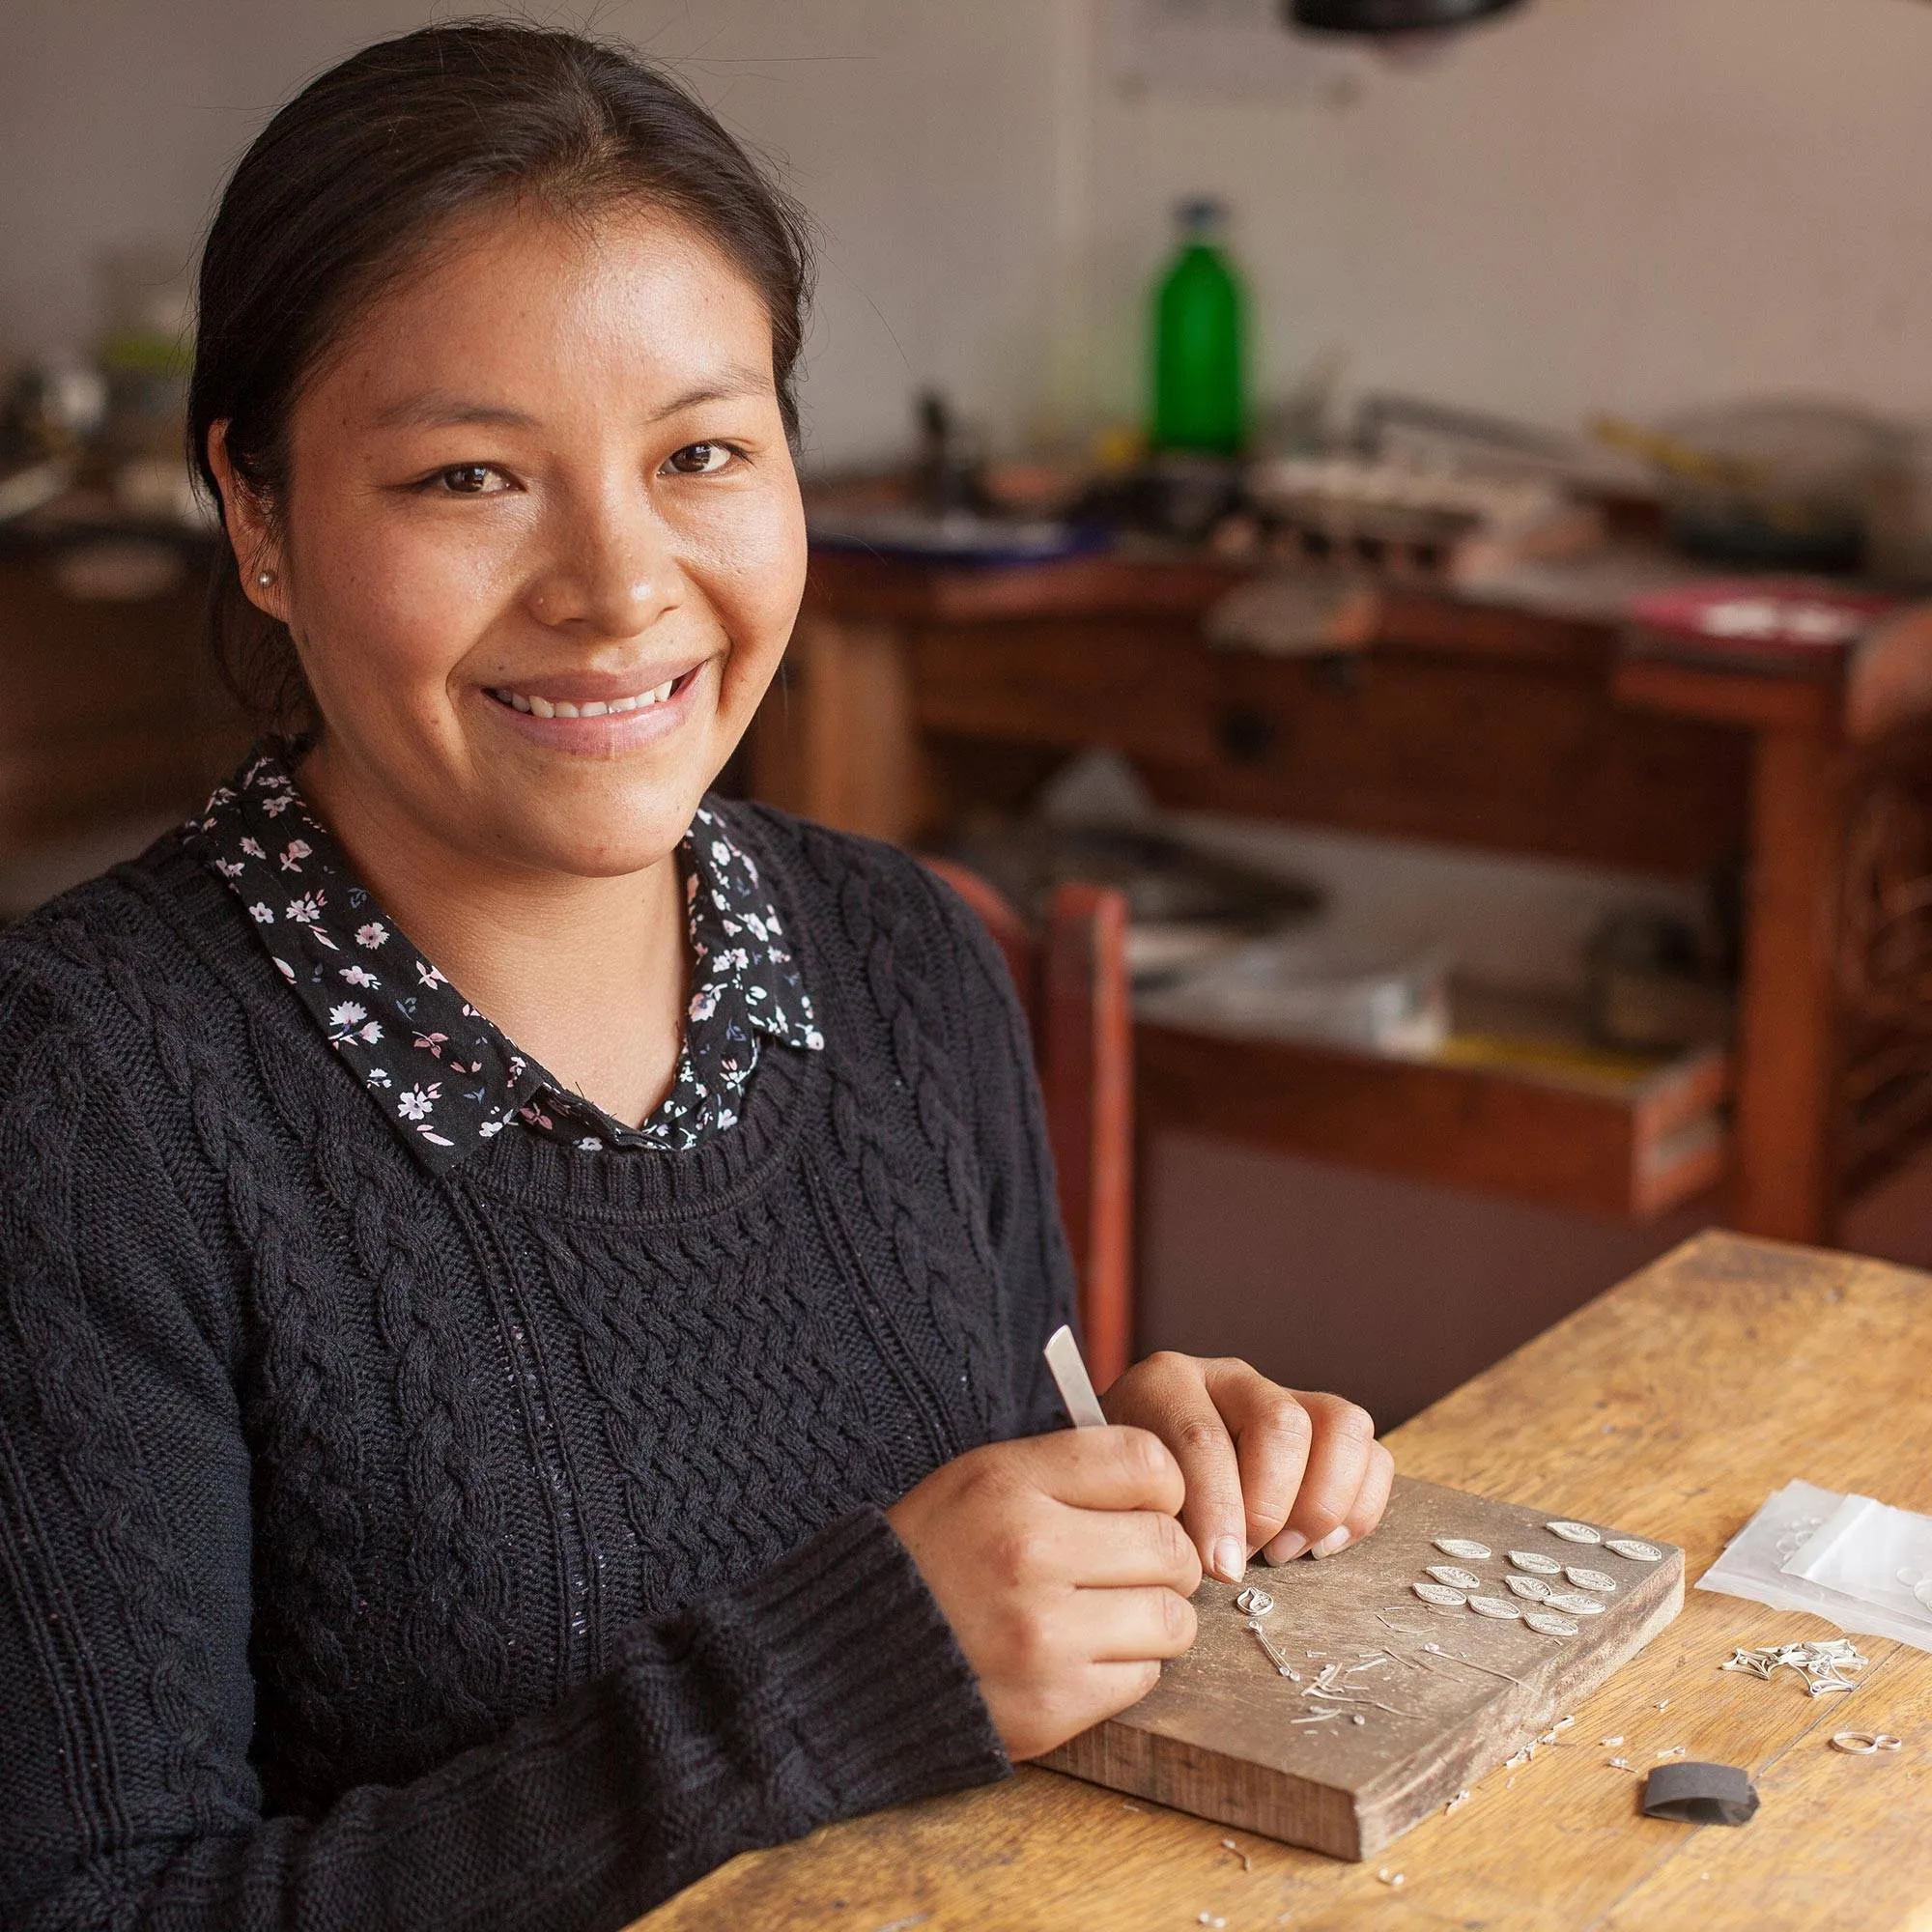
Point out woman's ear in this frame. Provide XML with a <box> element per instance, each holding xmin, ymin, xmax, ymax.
<box><xmin>206</xmin><ymin>421</ymin><xmax>288</xmax><ymax>622</ymax></box>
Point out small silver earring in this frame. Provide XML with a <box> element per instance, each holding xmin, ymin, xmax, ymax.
<box><xmin>257</xmin><ymin>568</ymin><xmax>276</xmax><ymax>587</ymax></box>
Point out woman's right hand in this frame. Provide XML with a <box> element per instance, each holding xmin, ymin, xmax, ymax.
<box><xmin>885</xmin><ymin>1426</ymin><xmax>1203</xmax><ymax>1761</ymax></box>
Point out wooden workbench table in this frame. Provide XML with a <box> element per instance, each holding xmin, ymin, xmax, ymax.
<box><xmin>753</xmin><ymin>551</ymin><xmax>1932</xmax><ymax>1247</ymax></box>
<box><xmin>638</xmin><ymin>1231</ymin><xmax>1932</xmax><ymax>1930</ymax></box>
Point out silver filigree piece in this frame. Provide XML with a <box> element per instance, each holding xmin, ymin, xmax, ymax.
<box><xmin>1508</xmin><ymin>1550</ymin><xmax>1562</xmax><ymax>1576</ymax></box>
<box><xmin>1413</xmin><ymin>1581</ymin><xmax>1468</xmax><ymax>1607</ymax></box>
<box><xmin>1466</xmin><ymin>1596</ymin><xmax>1520</xmax><ymax>1620</ymax></box>
<box><xmin>1722</xmin><ymin>1637</ymin><xmax>1867</xmax><ymax>1696</ymax></box>
<box><xmin>1544</xmin><ymin>1590</ymin><xmax>1605</xmax><ymax>1615</ymax></box>
<box><xmin>1235</xmin><ymin>1586</ymin><xmax>1275</xmax><ymax>1616</ymax></box>
<box><xmin>1426</xmin><ymin>1564</ymin><xmax>1484</xmax><ymax>1592</ymax></box>
<box><xmin>1523</xmin><ymin>1609</ymin><xmax>1580</xmax><ymax>1636</ymax></box>
<box><xmin>1547</xmin><ymin>1520</ymin><xmax>1602</xmax><ymax>1544</ymax></box>
<box><xmin>1605</xmin><ymin>1538</ymin><xmax>1662</xmax><ymax>1562</ymax></box>
<box><xmin>1504</xmin><ymin>1575</ymin><xmax>1556</xmax><ymax>1603</ymax></box>
<box><xmin>1564</xmin><ymin>1566</ymin><xmax>1618</xmax><ymax>1595</ymax></box>
<box><xmin>1434</xmin><ymin>1537</ymin><xmax>1492</xmax><ymax>1561</ymax></box>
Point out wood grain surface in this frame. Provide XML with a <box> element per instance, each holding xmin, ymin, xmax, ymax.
<box><xmin>1043</xmin><ymin>1474</ymin><xmax>1682</xmax><ymax>1859</ymax></box>
<box><xmin>635</xmin><ymin>1232</ymin><xmax>1932</xmax><ymax>1931</ymax></box>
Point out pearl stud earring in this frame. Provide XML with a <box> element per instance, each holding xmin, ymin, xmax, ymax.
<box><xmin>257</xmin><ymin>569</ymin><xmax>275</xmax><ymax>587</ymax></box>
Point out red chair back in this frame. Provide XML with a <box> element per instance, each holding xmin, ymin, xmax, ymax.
<box><xmin>923</xmin><ymin>860</ymin><xmax>1134</xmax><ymax>1391</ymax></box>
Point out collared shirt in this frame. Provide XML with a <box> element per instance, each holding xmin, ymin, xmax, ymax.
<box><xmin>184</xmin><ymin>749</ymin><xmax>823</xmax><ymax>1171</ymax></box>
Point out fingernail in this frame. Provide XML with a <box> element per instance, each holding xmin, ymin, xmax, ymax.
<box><xmin>1264</xmin><ymin>1530</ymin><xmax>1309</xmax><ymax>1564</ymax></box>
<box><xmin>1212</xmin><ymin>1536</ymin><xmax>1246</xmax><ymax>1583</ymax></box>
<box><xmin>1310</xmin><ymin>1525</ymin><xmax>1351</xmax><ymax>1559</ymax></box>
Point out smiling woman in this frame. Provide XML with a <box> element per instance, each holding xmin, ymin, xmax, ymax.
<box><xmin>0</xmin><ymin>22</ymin><xmax>1390</xmax><ymax>1932</ymax></box>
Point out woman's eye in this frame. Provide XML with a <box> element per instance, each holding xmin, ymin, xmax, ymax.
<box><xmin>666</xmin><ymin>442</ymin><xmax>734</xmax><ymax>476</ymax></box>
<box><xmin>429</xmin><ymin>464</ymin><xmax>507</xmax><ymax>495</ymax></box>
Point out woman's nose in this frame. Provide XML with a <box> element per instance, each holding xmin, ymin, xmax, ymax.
<box><xmin>526</xmin><ymin>494</ymin><xmax>680</xmax><ymax>639</ymax></box>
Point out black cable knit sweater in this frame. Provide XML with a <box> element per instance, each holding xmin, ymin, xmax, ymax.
<box><xmin>0</xmin><ymin>801</ymin><xmax>1074</xmax><ymax>1931</ymax></box>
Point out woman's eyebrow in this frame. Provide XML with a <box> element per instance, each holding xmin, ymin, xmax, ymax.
<box><xmin>370</xmin><ymin>368</ymin><xmax>772</xmax><ymax>433</ymax></box>
<box><xmin>648</xmin><ymin>368</ymin><xmax>775</xmax><ymax>420</ymax></box>
<box><xmin>370</xmin><ymin>394</ymin><xmax>538</xmax><ymax>431</ymax></box>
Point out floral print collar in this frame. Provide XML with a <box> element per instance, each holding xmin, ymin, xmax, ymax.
<box><xmin>185</xmin><ymin>749</ymin><xmax>823</xmax><ymax>1170</ymax></box>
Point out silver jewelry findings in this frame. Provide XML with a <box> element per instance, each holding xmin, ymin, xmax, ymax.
<box><xmin>1544</xmin><ymin>1590</ymin><xmax>1605</xmax><ymax>1616</ymax></box>
<box><xmin>1412</xmin><ymin>1581</ymin><xmax>1468</xmax><ymax>1607</ymax></box>
<box><xmin>1508</xmin><ymin>1550</ymin><xmax>1563</xmax><ymax>1576</ymax></box>
<box><xmin>1425</xmin><ymin>1564</ymin><xmax>1484</xmax><ymax>1592</ymax></box>
<box><xmin>1504</xmin><ymin>1575</ymin><xmax>1556</xmax><ymax>1602</ymax></box>
<box><xmin>1522</xmin><ymin>1609</ymin><xmax>1580</xmax><ymax>1637</ymax></box>
<box><xmin>1235</xmin><ymin>1586</ymin><xmax>1274</xmax><ymax>1616</ymax></box>
<box><xmin>1434</xmin><ymin>1537</ymin><xmax>1492</xmax><ymax>1561</ymax></box>
<box><xmin>1605</xmin><ymin>1538</ymin><xmax>1663</xmax><ymax>1562</ymax></box>
<box><xmin>1466</xmin><ymin>1596</ymin><xmax>1521</xmax><ymax>1621</ymax></box>
<box><xmin>1546</xmin><ymin>1520</ymin><xmax>1602</xmax><ymax>1544</ymax></box>
<box><xmin>1563</xmin><ymin>1566</ymin><xmax>1619</xmax><ymax>1595</ymax></box>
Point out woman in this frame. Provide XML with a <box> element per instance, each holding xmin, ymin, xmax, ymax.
<box><xmin>0</xmin><ymin>24</ymin><xmax>1392</xmax><ymax>1930</ymax></box>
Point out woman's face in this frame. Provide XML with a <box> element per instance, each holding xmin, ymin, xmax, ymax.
<box><xmin>228</xmin><ymin>202</ymin><xmax>807</xmax><ymax>878</ymax></box>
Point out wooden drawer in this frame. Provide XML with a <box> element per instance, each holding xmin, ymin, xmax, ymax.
<box><xmin>1137</xmin><ymin>1021</ymin><xmax>1728</xmax><ymax>1221</ymax></box>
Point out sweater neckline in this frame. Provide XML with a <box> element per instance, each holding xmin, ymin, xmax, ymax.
<box><xmin>121</xmin><ymin>827</ymin><xmax>823</xmax><ymax>1226</ymax></box>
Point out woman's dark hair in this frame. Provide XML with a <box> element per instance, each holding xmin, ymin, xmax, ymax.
<box><xmin>189</xmin><ymin>20</ymin><xmax>814</xmax><ymax>732</ymax></box>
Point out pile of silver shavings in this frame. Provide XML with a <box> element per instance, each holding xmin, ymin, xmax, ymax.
<box><xmin>1720</xmin><ymin>1636</ymin><xmax>1867</xmax><ymax>1697</ymax></box>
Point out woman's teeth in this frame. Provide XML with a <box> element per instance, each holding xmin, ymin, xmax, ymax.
<box><xmin>494</xmin><ymin>679</ymin><xmax>677</xmax><ymax>719</ymax></box>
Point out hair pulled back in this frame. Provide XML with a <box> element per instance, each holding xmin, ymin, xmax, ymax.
<box><xmin>189</xmin><ymin>19</ymin><xmax>814</xmax><ymax>731</ymax></box>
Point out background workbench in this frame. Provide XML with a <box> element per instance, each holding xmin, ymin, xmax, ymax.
<box><xmin>635</xmin><ymin>1229</ymin><xmax>1932</xmax><ymax>1931</ymax></box>
<box><xmin>751</xmin><ymin>553</ymin><xmax>1932</xmax><ymax>1253</ymax></box>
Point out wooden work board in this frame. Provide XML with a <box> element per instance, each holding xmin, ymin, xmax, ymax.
<box><xmin>1041</xmin><ymin>1473</ymin><xmax>1683</xmax><ymax>1861</ymax></box>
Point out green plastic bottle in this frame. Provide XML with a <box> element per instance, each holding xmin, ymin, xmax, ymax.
<box><xmin>1150</xmin><ymin>197</ymin><xmax>1246</xmax><ymax>455</ymax></box>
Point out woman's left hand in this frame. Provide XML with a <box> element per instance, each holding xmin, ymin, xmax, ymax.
<box><xmin>1101</xmin><ymin>1353</ymin><xmax>1395</xmax><ymax>1584</ymax></box>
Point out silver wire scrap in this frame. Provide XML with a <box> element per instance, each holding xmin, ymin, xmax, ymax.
<box><xmin>1247</xmin><ymin>1620</ymin><xmax>1298</xmax><ymax>1678</ymax></box>
<box><xmin>1721</xmin><ymin>1638</ymin><xmax>1869</xmax><ymax>1697</ymax></box>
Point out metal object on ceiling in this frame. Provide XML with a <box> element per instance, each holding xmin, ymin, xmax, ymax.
<box><xmin>1288</xmin><ymin>0</ymin><xmax>1526</xmax><ymax>33</ymax></box>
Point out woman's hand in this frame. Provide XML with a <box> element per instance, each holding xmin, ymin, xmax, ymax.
<box><xmin>886</xmin><ymin>1426</ymin><xmax>1203</xmax><ymax>1761</ymax></box>
<box><xmin>1103</xmin><ymin>1353</ymin><xmax>1394</xmax><ymax>1584</ymax></box>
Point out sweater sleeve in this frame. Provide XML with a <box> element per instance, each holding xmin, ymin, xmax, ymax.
<box><xmin>914</xmin><ymin>868</ymin><xmax>1083</xmax><ymax>1441</ymax></box>
<box><xmin>0</xmin><ymin>971</ymin><xmax>1006</xmax><ymax>1932</ymax></box>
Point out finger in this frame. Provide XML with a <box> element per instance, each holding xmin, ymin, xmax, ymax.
<box><xmin>1339</xmin><ymin>1439</ymin><xmax>1396</xmax><ymax>1545</ymax></box>
<box><xmin>1267</xmin><ymin>1391</ymin><xmax>1378</xmax><ymax>1560</ymax></box>
<box><xmin>1016</xmin><ymin>1424</ymin><xmax>1185</xmax><ymax>1517</ymax></box>
<box><xmin>1124</xmin><ymin>1354</ymin><xmax>1249</xmax><ymax>1584</ymax></box>
<box><xmin>1201</xmin><ymin>1360</ymin><xmax>1314</xmax><ymax>1561</ymax></box>
<box><xmin>1074</xmin><ymin>1583</ymin><xmax>1199</xmax><ymax>1663</ymax></box>
<box><xmin>1044</xmin><ymin>1502</ymin><xmax>1204</xmax><ymax>1595</ymax></box>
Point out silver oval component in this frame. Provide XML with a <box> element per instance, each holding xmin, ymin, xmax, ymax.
<box><xmin>1426</xmin><ymin>1564</ymin><xmax>1484</xmax><ymax>1592</ymax></box>
<box><xmin>1508</xmin><ymin>1550</ymin><xmax>1563</xmax><ymax>1576</ymax></box>
<box><xmin>1434</xmin><ymin>1537</ymin><xmax>1492</xmax><ymax>1562</ymax></box>
<box><xmin>1545</xmin><ymin>1590</ymin><xmax>1605</xmax><ymax>1615</ymax></box>
<box><xmin>1466</xmin><ymin>1596</ymin><xmax>1520</xmax><ymax>1620</ymax></box>
<box><xmin>1546</xmin><ymin>1520</ymin><xmax>1602</xmax><ymax>1544</ymax></box>
<box><xmin>1564</xmin><ymin>1566</ymin><xmax>1618</xmax><ymax>1595</ymax></box>
<box><xmin>1524</xmin><ymin>1609</ymin><xmax>1580</xmax><ymax>1637</ymax></box>
<box><xmin>1235</xmin><ymin>1586</ymin><xmax>1275</xmax><ymax>1616</ymax></box>
<box><xmin>1413</xmin><ymin>1581</ymin><xmax>1467</xmax><ymax>1606</ymax></box>
<box><xmin>1605</xmin><ymin>1538</ymin><xmax>1663</xmax><ymax>1562</ymax></box>
<box><xmin>1504</xmin><ymin>1574</ymin><xmax>1556</xmax><ymax>1602</ymax></box>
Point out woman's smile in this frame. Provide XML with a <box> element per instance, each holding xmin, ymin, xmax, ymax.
<box><xmin>483</xmin><ymin>661</ymin><xmax>709</xmax><ymax>751</ymax></box>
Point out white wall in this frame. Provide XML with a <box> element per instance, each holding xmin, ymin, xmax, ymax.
<box><xmin>1079</xmin><ymin>0</ymin><xmax>1932</xmax><ymax>439</ymax></box>
<box><xmin>8</xmin><ymin>0</ymin><xmax>1932</xmax><ymax>467</ymax></box>
<box><xmin>0</xmin><ymin>0</ymin><xmax>1069</xmax><ymax>470</ymax></box>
